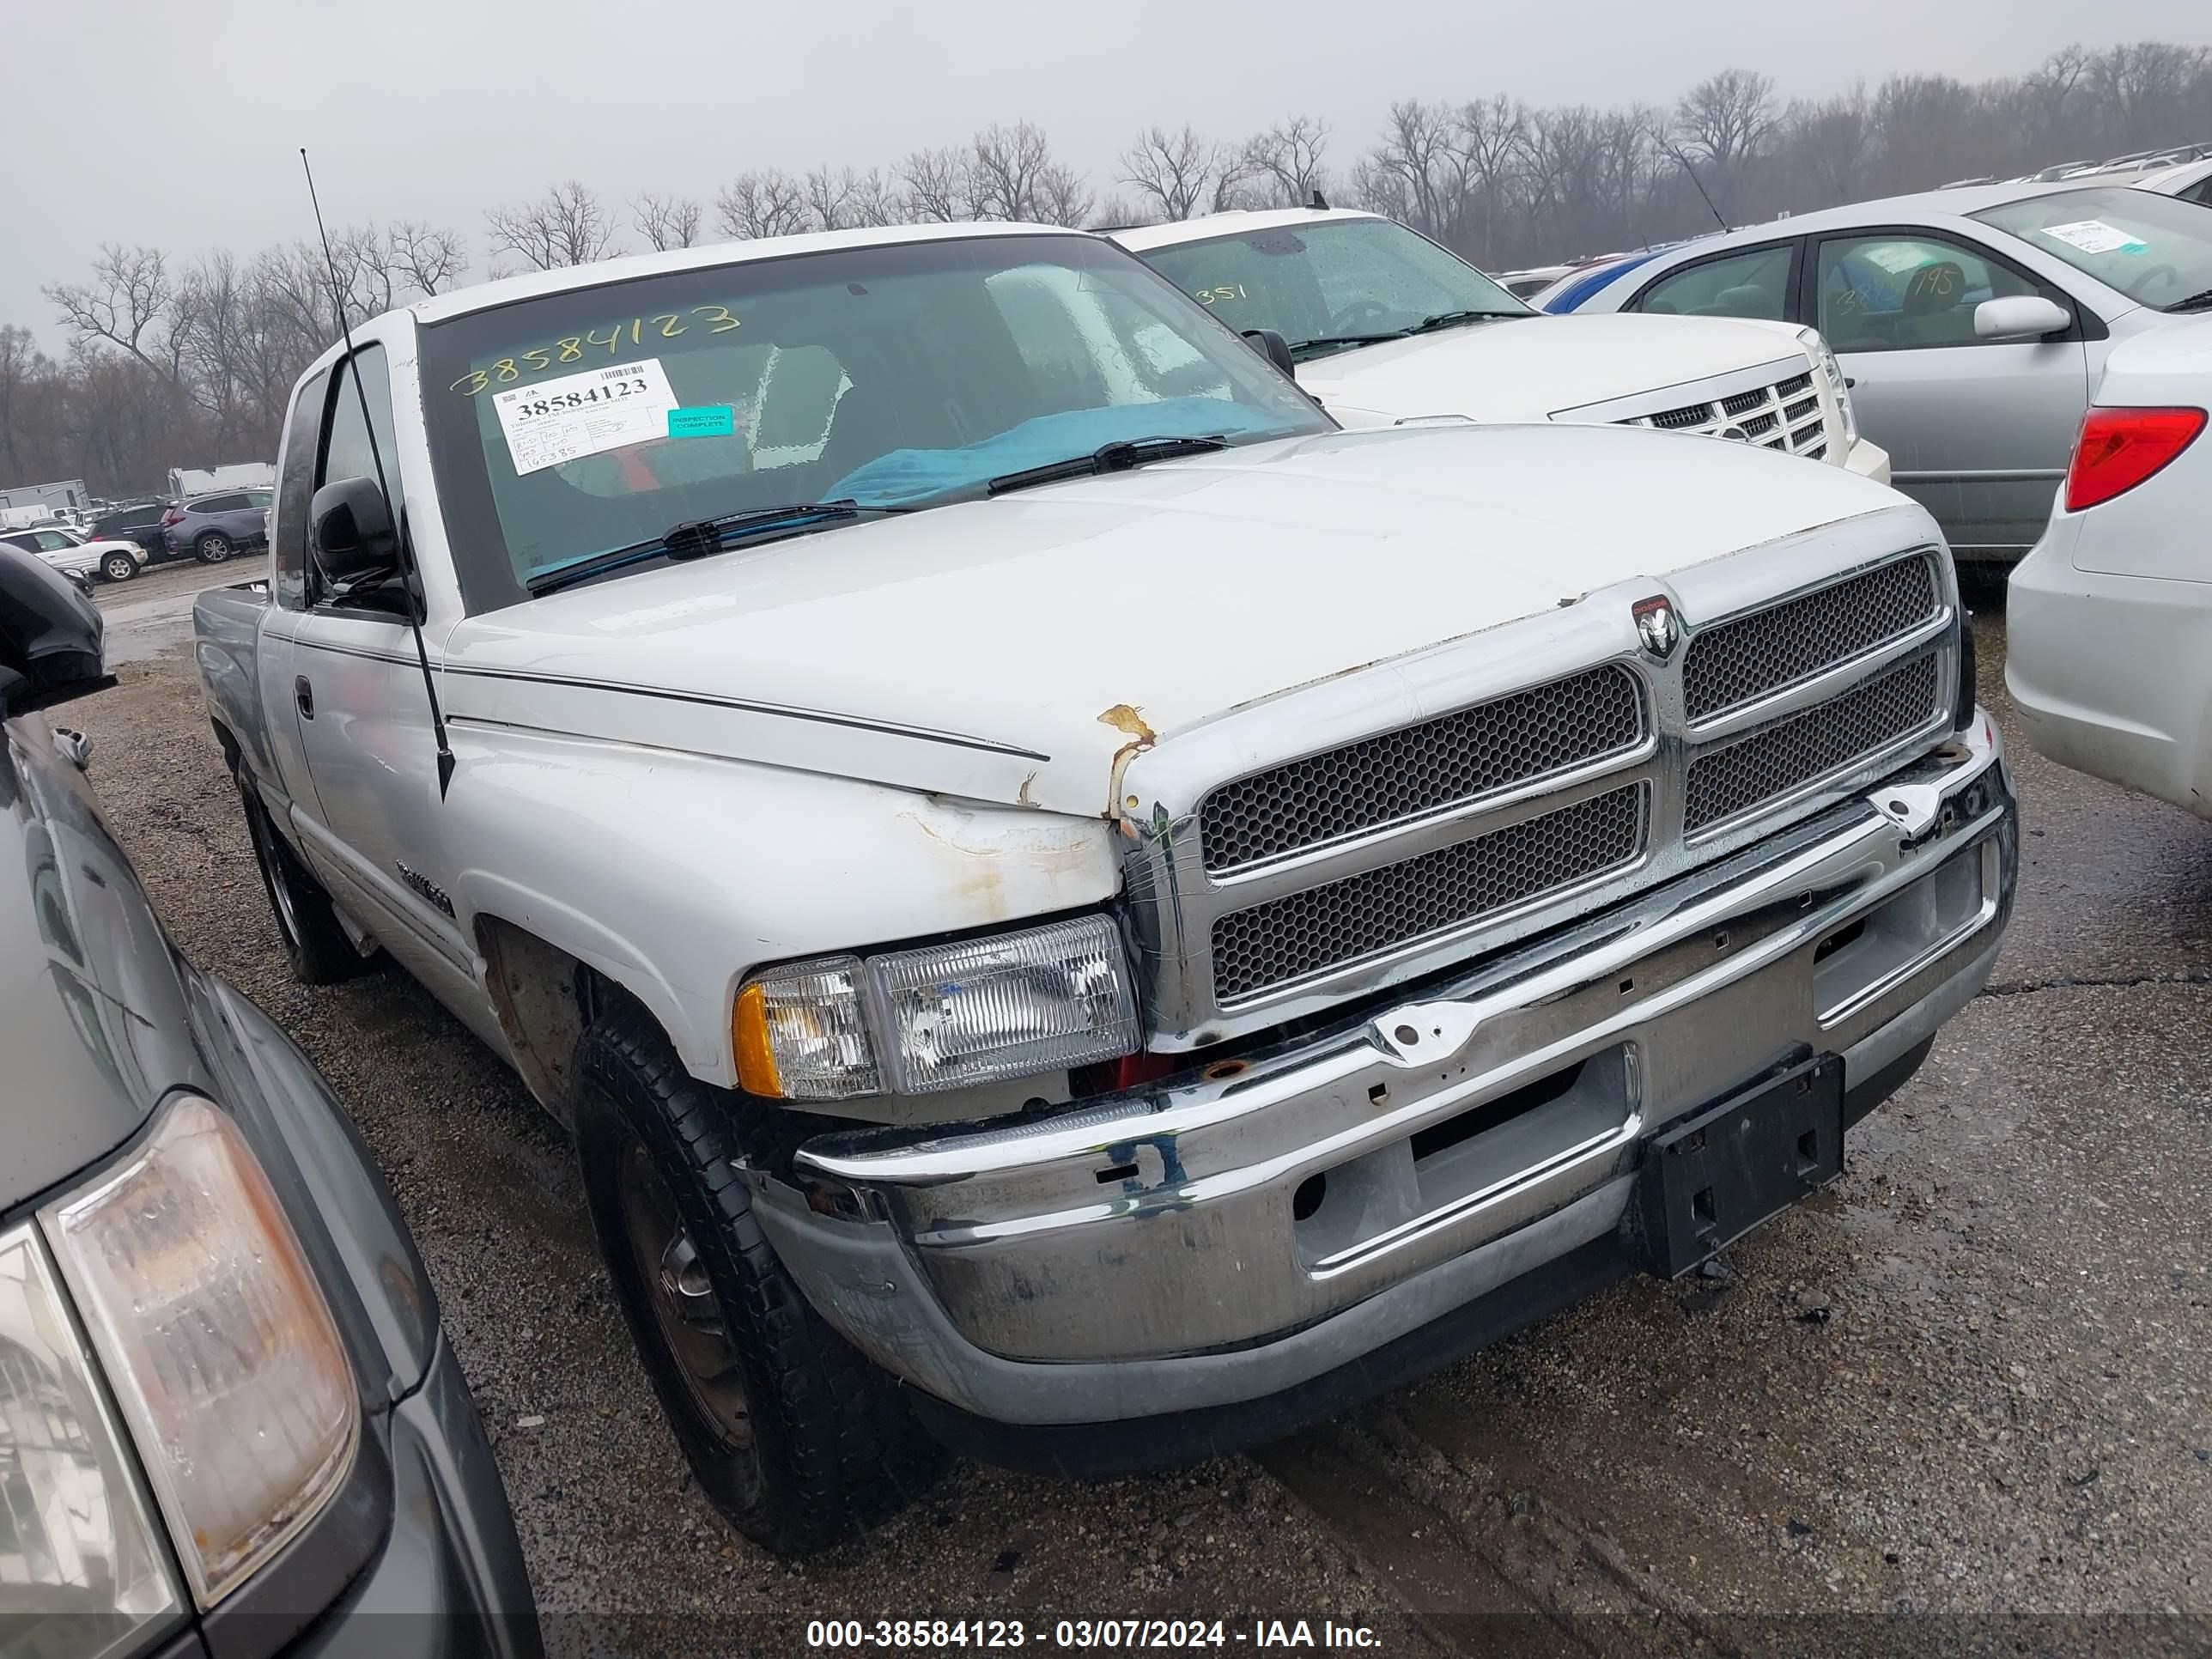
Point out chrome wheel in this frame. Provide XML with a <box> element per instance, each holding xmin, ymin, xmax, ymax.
<box><xmin>101</xmin><ymin>554</ymin><xmax>136</xmax><ymax>582</ymax></box>
<box><xmin>617</xmin><ymin>1139</ymin><xmax>752</xmax><ymax>1449</ymax></box>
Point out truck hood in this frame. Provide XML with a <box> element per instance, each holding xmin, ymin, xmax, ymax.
<box><xmin>1300</xmin><ymin>313</ymin><xmax>1809</xmax><ymax>425</ymax></box>
<box><xmin>440</xmin><ymin>424</ymin><xmax>1911</xmax><ymax>818</ymax></box>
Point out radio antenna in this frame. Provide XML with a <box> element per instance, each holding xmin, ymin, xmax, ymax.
<box><xmin>301</xmin><ymin>147</ymin><xmax>455</xmax><ymax>796</ymax></box>
<box><xmin>1655</xmin><ymin>134</ymin><xmax>1730</xmax><ymax>234</ymax></box>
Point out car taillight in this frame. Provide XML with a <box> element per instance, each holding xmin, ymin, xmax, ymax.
<box><xmin>161</xmin><ymin>507</ymin><xmax>182</xmax><ymax>525</ymax></box>
<box><xmin>2063</xmin><ymin>405</ymin><xmax>2207</xmax><ymax>511</ymax></box>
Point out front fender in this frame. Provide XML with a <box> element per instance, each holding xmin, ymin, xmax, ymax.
<box><xmin>443</xmin><ymin>725</ymin><xmax>1121</xmax><ymax>1090</ymax></box>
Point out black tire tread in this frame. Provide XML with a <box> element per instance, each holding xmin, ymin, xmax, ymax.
<box><xmin>232</xmin><ymin>763</ymin><xmax>368</xmax><ymax>984</ymax></box>
<box><xmin>574</xmin><ymin>1004</ymin><xmax>943</xmax><ymax>1555</ymax></box>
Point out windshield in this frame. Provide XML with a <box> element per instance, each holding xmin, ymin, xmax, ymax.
<box><xmin>1972</xmin><ymin>187</ymin><xmax>2212</xmax><ymax>310</ymax></box>
<box><xmin>416</xmin><ymin>233</ymin><xmax>1328</xmax><ymax>611</ymax></box>
<box><xmin>1133</xmin><ymin>218</ymin><xmax>1532</xmax><ymax>361</ymax></box>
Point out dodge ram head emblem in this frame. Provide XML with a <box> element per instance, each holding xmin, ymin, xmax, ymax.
<box><xmin>1633</xmin><ymin>596</ymin><xmax>1681</xmax><ymax>659</ymax></box>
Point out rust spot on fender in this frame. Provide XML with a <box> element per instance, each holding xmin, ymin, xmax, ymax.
<box><xmin>1097</xmin><ymin>703</ymin><xmax>1156</xmax><ymax>744</ymax></box>
<box><xmin>1100</xmin><ymin>704</ymin><xmax>1158</xmax><ymax>818</ymax></box>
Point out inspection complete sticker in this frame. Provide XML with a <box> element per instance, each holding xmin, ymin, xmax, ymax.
<box><xmin>667</xmin><ymin>404</ymin><xmax>737</xmax><ymax>438</ymax></box>
<box><xmin>492</xmin><ymin>359</ymin><xmax>678</xmax><ymax>475</ymax></box>
<box><xmin>2037</xmin><ymin>219</ymin><xmax>2149</xmax><ymax>256</ymax></box>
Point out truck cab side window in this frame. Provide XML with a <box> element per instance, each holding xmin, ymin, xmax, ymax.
<box><xmin>273</xmin><ymin>367</ymin><xmax>331</xmax><ymax>610</ymax></box>
<box><xmin>313</xmin><ymin>347</ymin><xmax>408</xmax><ymax>612</ymax></box>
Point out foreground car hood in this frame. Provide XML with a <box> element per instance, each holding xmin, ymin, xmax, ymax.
<box><xmin>1300</xmin><ymin>313</ymin><xmax>1809</xmax><ymax>425</ymax></box>
<box><xmin>441</xmin><ymin>424</ymin><xmax>1911</xmax><ymax>817</ymax></box>
<box><xmin>1</xmin><ymin>717</ymin><xmax>195</xmax><ymax>1209</ymax></box>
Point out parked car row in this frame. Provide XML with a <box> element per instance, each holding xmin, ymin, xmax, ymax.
<box><xmin>1542</xmin><ymin>175</ymin><xmax>2212</xmax><ymax>562</ymax></box>
<box><xmin>185</xmin><ymin>218</ymin><xmax>2013</xmax><ymax>1558</ymax></box>
<box><xmin>0</xmin><ymin>489</ymin><xmax>278</xmax><ymax>586</ymax></box>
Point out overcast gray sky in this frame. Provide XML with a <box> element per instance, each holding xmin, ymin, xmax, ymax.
<box><xmin>3</xmin><ymin>0</ymin><xmax>2207</xmax><ymax>346</ymax></box>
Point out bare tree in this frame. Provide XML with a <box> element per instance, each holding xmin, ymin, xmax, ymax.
<box><xmin>632</xmin><ymin>191</ymin><xmax>703</xmax><ymax>251</ymax></box>
<box><xmin>970</xmin><ymin>122</ymin><xmax>1059</xmax><ymax>219</ymax></box>
<box><xmin>1363</xmin><ymin>100</ymin><xmax>1476</xmax><ymax>245</ymax></box>
<box><xmin>1673</xmin><ymin>69</ymin><xmax>1778</xmax><ymax>173</ymax></box>
<box><xmin>715</xmin><ymin>169</ymin><xmax>809</xmax><ymax>240</ymax></box>
<box><xmin>485</xmin><ymin>181</ymin><xmax>617</xmax><ymax>270</ymax></box>
<box><xmin>1243</xmin><ymin>115</ymin><xmax>1331</xmax><ymax>208</ymax></box>
<box><xmin>1119</xmin><ymin>125</ymin><xmax>1228</xmax><ymax>221</ymax></box>
<box><xmin>1035</xmin><ymin>162</ymin><xmax>1095</xmax><ymax>228</ymax></box>
<box><xmin>384</xmin><ymin>222</ymin><xmax>469</xmax><ymax>295</ymax></box>
<box><xmin>44</xmin><ymin>246</ymin><xmax>184</xmax><ymax>383</ymax></box>
<box><xmin>896</xmin><ymin>147</ymin><xmax>974</xmax><ymax>221</ymax></box>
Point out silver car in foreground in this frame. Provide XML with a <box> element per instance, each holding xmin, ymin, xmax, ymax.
<box><xmin>1557</xmin><ymin>182</ymin><xmax>2212</xmax><ymax>562</ymax></box>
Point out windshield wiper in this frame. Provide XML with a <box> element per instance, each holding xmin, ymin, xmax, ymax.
<box><xmin>1285</xmin><ymin>332</ymin><xmax>1407</xmax><ymax>360</ymax></box>
<box><xmin>985</xmin><ymin>434</ymin><xmax>1230</xmax><ymax>497</ymax></box>
<box><xmin>1411</xmin><ymin>308</ymin><xmax>1522</xmax><ymax>334</ymax></box>
<box><xmin>2165</xmin><ymin>288</ymin><xmax>2212</xmax><ymax>313</ymax></box>
<box><xmin>525</xmin><ymin>500</ymin><xmax>914</xmax><ymax>597</ymax></box>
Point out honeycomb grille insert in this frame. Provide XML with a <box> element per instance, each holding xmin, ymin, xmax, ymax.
<box><xmin>1684</xmin><ymin>654</ymin><xmax>1942</xmax><ymax>833</ymax></box>
<box><xmin>1210</xmin><ymin>785</ymin><xmax>1647</xmax><ymax>1003</ymax></box>
<box><xmin>1198</xmin><ymin>665</ymin><xmax>1643</xmax><ymax>874</ymax></box>
<box><xmin>1682</xmin><ymin>556</ymin><xmax>1939</xmax><ymax>723</ymax></box>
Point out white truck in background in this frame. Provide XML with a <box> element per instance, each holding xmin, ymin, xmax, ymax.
<box><xmin>168</xmin><ymin>461</ymin><xmax>276</xmax><ymax>498</ymax></box>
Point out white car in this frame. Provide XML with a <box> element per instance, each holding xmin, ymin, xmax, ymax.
<box><xmin>2007</xmin><ymin>313</ymin><xmax>2212</xmax><ymax>820</ymax></box>
<box><xmin>1112</xmin><ymin>209</ymin><xmax>1890</xmax><ymax>484</ymax></box>
<box><xmin>0</xmin><ymin>524</ymin><xmax>148</xmax><ymax>584</ymax></box>
<box><xmin>2134</xmin><ymin>155</ymin><xmax>2212</xmax><ymax>207</ymax></box>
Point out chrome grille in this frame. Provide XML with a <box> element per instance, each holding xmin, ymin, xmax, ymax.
<box><xmin>1198</xmin><ymin>665</ymin><xmax>1643</xmax><ymax>874</ymax></box>
<box><xmin>1211</xmin><ymin>785</ymin><xmax>1647</xmax><ymax>1003</ymax></box>
<box><xmin>1626</xmin><ymin>366</ymin><xmax>1830</xmax><ymax>457</ymax></box>
<box><xmin>1683</xmin><ymin>556</ymin><xmax>1940</xmax><ymax>722</ymax></box>
<box><xmin>1684</xmin><ymin>654</ymin><xmax>1942</xmax><ymax>834</ymax></box>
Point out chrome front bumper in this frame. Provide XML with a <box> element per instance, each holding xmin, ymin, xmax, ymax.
<box><xmin>754</xmin><ymin>716</ymin><xmax>2014</xmax><ymax>1429</ymax></box>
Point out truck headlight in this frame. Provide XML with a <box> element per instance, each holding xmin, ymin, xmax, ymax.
<box><xmin>42</xmin><ymin>1094</ymin><xmax>359</xmax><ymax>1609</ymax></box>
<box><xmin>734</xmin><ymin>915</ymin><xmax>1139</xmax><ymax>1099</ymax></box>
<box><xmin>0</xmin><ymin>1224</ymin><xmax>183</xmax><ymax>1656</ymax></box>
<box><xmin>1799</xmin><ymin>326</ymin><xmax>1857</xmax><ymax>444</ymax></box>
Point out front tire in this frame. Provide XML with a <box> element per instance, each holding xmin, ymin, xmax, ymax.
<box><xmin>101</xmin><ymin>553</ymin><xmax>137</xmax><ymax>583</ymax></box>
<box><xmin>196</xmin><ymin>532</ymin><xmax>234</xmax><ymax>563</ymax></box>
<box><xmin>573</xmin><ymin>1006</ymin><xmax>943</xmax><ymax>1555</ymax></box>
<box><xmin>232</xmin><ymin>764</ymin><xmax>371</xmax><ymax>983</ymax></box>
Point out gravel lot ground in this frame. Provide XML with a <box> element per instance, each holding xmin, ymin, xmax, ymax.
<box><xmin>67</xmin><ymin>562</ymin><xmax>2212</xmax><ymax>1656</ymax></box>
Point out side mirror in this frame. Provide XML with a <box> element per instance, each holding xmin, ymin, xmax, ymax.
<box><xmin>1241</xmin><ymin>328</ymin><xmax>1297</xmax><ymax>378</ymax></box>
<box><xmin>1974</xmin><ymin>295</ymin><xmax>2071</xmax><ymax>340</ymax></box>
<box><xmin>311</xmin><ymin>477</ymin><xmax>398</xmax><ymax>585</ymax></box>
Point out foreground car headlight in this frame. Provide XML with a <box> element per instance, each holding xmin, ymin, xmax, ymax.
<box><xmin>0</xmin><ymin>1224</ymin><xmax>182</xmax><ymax>1656</ymax></box>
<box><xmin>1799</xmin><ymin>326</ymin><xmax>1857</xmax><ymax>444</ymax></box>
<box><xmin>735</xmin><ymin>915</ymin><xmax>1139</xmax><ymax>1098</ymax></box>
<box><xmin>42</xmin><ymin>1094</ymin><xmax>359</xmax><ymax>1608</ymax></box>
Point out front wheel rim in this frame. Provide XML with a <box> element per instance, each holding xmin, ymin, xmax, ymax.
<box><xmin>617</xmin><ymin>1139</ymin><xmax>753</xmax><ymax>1450</ymax></box>
<box><xmin>104</xmin><ymin>556</ymin><xmax>133</xmax><ymax>580</ymax></box>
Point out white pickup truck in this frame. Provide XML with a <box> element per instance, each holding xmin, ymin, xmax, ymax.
<box><xmin>194</xmin><ymin>221</ymin><xmax>2015</xmax><ymax>1555</ymax></box>
<box><xmin>1114</xmin><ymin>209</ymin><xmax>1892</xmax><ymax>482</ymax></box>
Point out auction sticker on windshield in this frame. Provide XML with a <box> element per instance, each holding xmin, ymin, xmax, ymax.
<box><xmin>492</xmin><ymin>359</ymin><xmax>679</xmax><ymax>476</ymax></box>
<box><xmin>2036</xmin><ymin>220</ymin><xmax>2149</xmax><ymax>256</ymax></box>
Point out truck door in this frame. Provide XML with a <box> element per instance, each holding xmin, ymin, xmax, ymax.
<box><xmin>248</xmin><ymin>364</ymin><xmax>331</xmax><ymax>832</ymax></box>
<box><xmin>285</xmin><ymin>343</ymin><xmax>483</xmax><ymax>1016</ymax></box>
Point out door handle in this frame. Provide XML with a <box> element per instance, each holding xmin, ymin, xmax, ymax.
<box><xmin>295</xmin><ymin>676</ymin><xmax>314</xmax><ymax>720</ymax></box>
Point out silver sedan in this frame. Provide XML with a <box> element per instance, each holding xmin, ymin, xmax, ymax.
<box><xmin>1557</xmin><ymin>182</ymin><xmax>2212</xmax><ymax>562</ymax></box>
